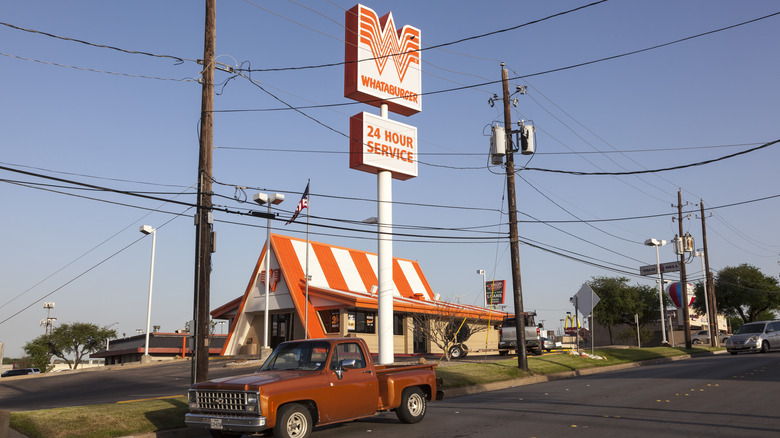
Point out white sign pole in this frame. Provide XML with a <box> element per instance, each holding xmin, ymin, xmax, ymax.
<box><xmin>378</xmin><ymin>104</ymin><xmax>394</xmax><ymax>365</ymax></box>
<box><xmin>654</xmin><ymin>245</ymin><xmax>668</xmax><ymax>344</ymax></box>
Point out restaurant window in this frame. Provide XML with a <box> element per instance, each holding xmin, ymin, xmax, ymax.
<box><xmin>319</xmin><ymin>309</ymin><xmax>341</xmax><ymax>334</ymax></box>
<box><xmin>348</xmin><ymin>310</ymin><xmax>375</xmax><ymax>334</ymax></box>
<box><xmin>393</xmin><ymin>313</ymin><xmax>405</xmax><ymax>335</ymax></box>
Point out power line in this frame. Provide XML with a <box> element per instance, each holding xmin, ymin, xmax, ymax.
<box><xmin>0</xmin><ymin>52</ymin><xmax>197</xmax><ymax>82</ymax></box>
<box><xmin>0</xmin><ymin>21</ymin><xmax>196</xmax><ymax>64</ymax></box>
<box><xmin>215</xmin><ymin>10</ymin><xmax>780</xmax><ymax>113</ymax></box>
<box><xmin>524</xmin><ymin>138</ymin><xmax>780</xmax><ymax>175</ymax></box>
<box><xmin>237</xmin><ymin>1</ymin><xmax>610</xmax><ymax>73</ymax></box>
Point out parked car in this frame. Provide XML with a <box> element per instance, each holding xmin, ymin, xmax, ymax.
<box><xmin>540</xmin><ymin>337</ymin><xmax>556</xmax><ymax>352</ymax></box>
<box><xmin>690</xmin><ymin>330</ymin><xmax>730</xmax><ymax>344</ymax></box>
<box><xmin>725</xmin><ymin>321</ymin><xmax>780</xmax><ymax>354</ymax></box>
<box><xmin>1</xmin><ymin>368</ymin><xmax>33</xmax><ymax>378</ymax></box>
<box><xmin>186</xmin><ymin>338</ymin><xmax>443</xmax><ymax>438</ymax></box>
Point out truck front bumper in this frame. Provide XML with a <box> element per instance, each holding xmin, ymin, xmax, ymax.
<box><xmin>185</xmin><ymin>413</ymin><xmax>267</xmax><ymax>434</ymax></box>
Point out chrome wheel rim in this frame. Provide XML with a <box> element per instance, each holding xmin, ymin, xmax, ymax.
<box><xmin>287</xmin><ymin>412</ymin><xmax>308</xmax><ymax>437</ymax></box>
<box><xmin>407</xmin><ymin>393</ymin><xmax>424</xmax><ymax>416</ymax></box>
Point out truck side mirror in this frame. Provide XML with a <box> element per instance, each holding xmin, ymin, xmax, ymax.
<box><xmin>334</xmin><ymin>359</ymin><xmax>357</xmax><ymax>380</ymax></box>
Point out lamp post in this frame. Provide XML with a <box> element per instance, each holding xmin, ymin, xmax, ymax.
<box><xmin>253</xmin><ymin>192</ymin><xmax>285</xmax><ymax>350</ymax></box>
<box><xmin>477</xmin><ymin>270</ymin><xmax>486</xmax><ymax>307</ymax></box>
<box><xmin>140</xmin><ymin>225</ymin><xmax>156</xmax><ymax>362</ymax></box>
<box><xmin>645</xmin><ymin>238</ymin><xmax>668</xmax><ymax>344</ymax></box>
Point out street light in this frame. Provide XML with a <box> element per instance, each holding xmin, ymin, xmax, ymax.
<box><xmin>477</xmin><ymin>270</ymin><xmax>486</xmax><ymax>307</ymax></box>
<box><xmin>645</xmin><ymin>238</ymin><xmax>668</xmax><ymax>344</ymax></box>
<box><xmin>253</xmin><ymin>192</ymin><xmax>285</xmax><ymax>350</ymax></box>
<box><xmin>140</xmin><ymin>225</ymin><xmax>157</xmax><ymax>362</ymax></box>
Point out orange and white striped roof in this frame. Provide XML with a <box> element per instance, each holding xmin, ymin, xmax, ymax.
<box><xmin>271</xmin><ymin>233</ymin><xmax>434</xmax><ymax>301</ymax></box>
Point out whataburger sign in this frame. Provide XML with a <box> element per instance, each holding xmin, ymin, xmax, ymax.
<box><xmin>344</xmin><ymin>3</ymin><xmax>421</xmax><ymax>116</ymax></box>
<box><xmin>345</xmin><ymin>4</ymin><xmax>420</xmax><ymax>180</ymax></box>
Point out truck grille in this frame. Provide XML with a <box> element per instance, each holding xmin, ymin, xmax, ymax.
<box><xmin>191</xmin><ymin>390</ymin><xmax>255</xmax><ymax>414</ymax></box>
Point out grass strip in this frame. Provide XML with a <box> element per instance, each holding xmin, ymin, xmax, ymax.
<box><xmin>10</xmin><ymin>396</ymin><xmax>188</xmax><ymax>438</ymax></box>
<box><xmin>437</xmin><ymin>346</ymin><xmax>714</xmax><ymax>389</ymax></box>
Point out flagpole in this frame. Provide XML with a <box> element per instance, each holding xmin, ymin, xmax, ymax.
<box><xmin>304</xmin><ymin>179</ymin><xmax>310</xmax><ymax>339</ymax></box>
<box><xmin>285</xmin><ymin>181</ymin><xmax>311</xmax><ymax>340</ymax></box>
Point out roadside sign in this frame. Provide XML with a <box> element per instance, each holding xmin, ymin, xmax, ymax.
<box><xmin>571</xmin><ymin>283</ymin><xmax>600</xmax><ymax>318</ymax></box>
<box><xmin>485</xmin><ymin>280</ymin><xmax>505</xmax><ymax>305</ymax></box>
<box><xmin>639</xmin><ymin>261</ymin><xmax>681</xmax><ymax>276</ymax></box>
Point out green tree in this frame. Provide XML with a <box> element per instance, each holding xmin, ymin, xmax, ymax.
<box><xmin>591</xmin><ymin>276</ymin><xmax>666</xmax><ymax>344</ymax></box>
<box><xmin>706</xmin><ymin>264</ymin><xmax>780</xmax><ymax>324</ymax></box>
<box><xmin>23</xmin><ymin>322</ymin><xmax>117</xmax><ymax>370</ymax></box>
<box><xmin>21</xmin><ymin>337</ymin><xmax>53</xmax><ymax>372</ymax></box>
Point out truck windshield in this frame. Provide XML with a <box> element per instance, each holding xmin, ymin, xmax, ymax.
<box><xmin>260</xmin><ymin>341</ymin><xmax>331</xmax><ymax>371</ymax></box>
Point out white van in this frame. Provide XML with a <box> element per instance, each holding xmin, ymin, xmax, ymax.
<box><xmin>724</xmin><ymin>320</ymin><xmax>780</xmax><ymax>354</ymax></box>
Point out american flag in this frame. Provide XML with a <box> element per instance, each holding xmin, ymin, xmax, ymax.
<box><xmin>286</xmin><ymin>181</ymin><xmax>309</xmax><ymax>225</ymax></box>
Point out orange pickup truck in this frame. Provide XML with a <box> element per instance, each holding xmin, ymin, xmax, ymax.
<box><xmin>185</xmin><ymin>337</ymin><xmax>443</xmax><ymax>438</ymax></box>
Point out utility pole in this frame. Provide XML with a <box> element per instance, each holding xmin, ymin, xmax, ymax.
<box><xmin>500</xmin><ymin>63</ymin><xmax>528</xmax><ymax>371</ymax></box>
<box><xmin>700</xmin><ymin>200</ymin><xmax>719</xmax><ymax>347</ymax></box>
<box><xmin>676</xmin><ymin>190</ymin><xmax>692</xmax><ymax>349</ymax></box>
<box><xmin>193</xmin><ymin>0</ymin><xmax>215</xmax><ymax>384</ymax></box>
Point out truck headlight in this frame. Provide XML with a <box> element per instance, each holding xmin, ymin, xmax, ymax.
<box><xmin>246</xmin><ymin>392</ymin><xmax>260</xmax><ymax>414</ymax></box>
<box><xmin>188</xmin><ymin>391</ymin><xmax>198</xmax><ymax>410</ymax></box>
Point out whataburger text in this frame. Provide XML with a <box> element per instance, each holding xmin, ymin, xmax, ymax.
<box><xmin>360</xmin><ymin>75</ymin><xmax>419</xmax><ymax>104</ymax></box>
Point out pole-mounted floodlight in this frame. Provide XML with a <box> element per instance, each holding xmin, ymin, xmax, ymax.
<box><xmin>477</xmin><ymin>270</ymin><xmax>486</xmax><ymax>307</ymax></box>
<box><xmin>645</xmin><ymin>238</ymin><xmax>668</xmax><ymax>344</ymax></box>
<box><xmin>254</xmin><ymin>193</ymin><xmax>284</xmax><ymax>350</ymax></box>
<box><xmin>140</xmin><ymin>225</ymin><xmax>157</xmax><ymax>361</ymax></box>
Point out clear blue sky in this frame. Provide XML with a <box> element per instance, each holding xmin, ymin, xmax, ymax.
<box><xmin>2</xmin><ymin>1</ymin><xmax>779</xmax><ymax>357</ymax></box>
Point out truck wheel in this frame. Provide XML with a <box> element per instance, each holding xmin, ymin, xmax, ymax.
<box><xmin>396</xmin><ymin>387</ymin><xmax>426</xmax><ymax>424</ymax></box>
<box><xmin>498</xmin><ymin>350</ymin><xmax>508</xmax><ymax>356</ymax></box>
<box><xmin>449</xmin><ymin>345</ymin><xmax>464</xmax><ymax>359</ymax></box>
<box><xmin>274</xmin><ymin>403</ymin><xmax>312</xmax><ymax>438</ymax></box>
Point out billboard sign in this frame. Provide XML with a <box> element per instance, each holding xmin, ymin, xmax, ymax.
<box><xmin>485</xmin><ymin>280</ymin><xmax>505</xmax><ymax>306</ymax></box>
<box><xmin>344</xmin><ymin>4</ymin><xmax>421</xmax><ymax>116</ymax></box>
<box><xmin>349</xmin><ymin>112</ymin><xmax>417</xmax><ymax>180</ymax></box>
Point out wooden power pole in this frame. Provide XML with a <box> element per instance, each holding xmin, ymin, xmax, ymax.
<box><xmin>500</xmin><ymin>64</ymin><xmax>528</xmax><ymax>371</ymax></box>
<box><xmin>193</xmin><ymin>0</ymin><xmax>215</xmax><ymax>384</ymax></box>
<box><xmin>699</xmin><ymin>200</ymin><xmax>719</xmax><ymax>347</ymax></box>
<box><xmin>676</xmin><ymin>190</ymin><xmax>692</xmax><ymax>350</ymax></box>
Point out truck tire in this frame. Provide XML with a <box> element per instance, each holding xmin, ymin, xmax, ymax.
<box><xmin>274</xmin><ymin>403</ymin><xmax>312</xmax><ymax>438</ymax></box>
<box><xmin>498</xmin><ymin>350</ymin><xmax>508</xmax><ymax>356</ymax></box>
<box><xmin>396</xmin><ymin>387</ymin><xmax>427</xmax><ymax>424</ymax></box>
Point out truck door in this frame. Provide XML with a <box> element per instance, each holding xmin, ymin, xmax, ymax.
<box><xmin>322</xmin><ymin>341</ymin><xmax>378</xmax><ymax>422</ymax></box>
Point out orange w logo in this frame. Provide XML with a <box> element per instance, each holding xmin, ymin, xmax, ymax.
<box><xmin>358</xmin><ymin>7</ymin><xmax>420</xmax><ymax>83</ymax></box>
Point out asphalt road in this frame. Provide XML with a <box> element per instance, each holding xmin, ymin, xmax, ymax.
<box><xmin>4</xmin><ymin>352</ymin><xmax>780</xmax><ymax>437</ymax></box>
<box><xmin>307</xmin><ymin>352</ymin><xmax>780</xmax><ymax>438</ymax></box>
<box><xmin>0</xmin><ymin>358</ymin><xmax>263</xmax><ymax>411</ymax></box>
